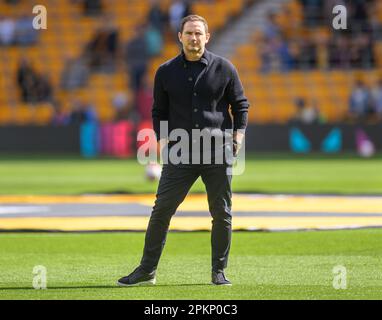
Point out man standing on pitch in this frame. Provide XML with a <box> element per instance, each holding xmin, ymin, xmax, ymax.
<box><xmin>118</xmin><ymin>15</ymin><xmax>249</xmax><ymax>286</ymax></box>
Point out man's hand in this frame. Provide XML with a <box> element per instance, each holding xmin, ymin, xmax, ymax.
<box><xmin>233</xmin><ymin>140</ymin><xmax>242</xmax><ymax>157</ymax></box>
<box><xmin>157</xmin><ymin>138</ymin><xmax>168</xmax><ymax>163</ymax></box>
<box><xmin>233</xmin><ymin>131</ymin><xmax>244</xmax><ymax>157</ymax></box>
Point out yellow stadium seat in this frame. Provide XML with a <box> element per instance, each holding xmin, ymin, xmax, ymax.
<box><xmin>0</xmin><ymin>106</ymin><xmax>14</xmax><ymax>125</ymax></box>
<box><xmin>34</xmin><ymin>103</ymin><xmax>54</xmax><ymax>125</ymax></box>
<box><xmin>272</xmin><ymin>86</ymin><xmax>291</xmax><ymax>100</ymax></box>
<box><xmin>14</xmin><ymin>104</ymin><xmax>34</xmax><ymax>125</ymax></box>
<box><xmin>311</xmin><ymin>84</ymin><xmax>332</xmax><ymax>99</ymax></box>
<box><xmin>97</xmin><ymin>105</ymin><xmax>115</xmax><ymax>122</ymax></box>
<box><xmin>249</xmin><ymin>101</ymin><xmax>273</xmax><ymax>123</ymax></box>
<box><xmin>287</xmin><ymin>71</ymin><xmax>307</xmax><ymax>86</ymax></box>
<box><xmin>305</xmin><ymin>71</ymin><xmax>328</xmax><ymax>85</ymax></box>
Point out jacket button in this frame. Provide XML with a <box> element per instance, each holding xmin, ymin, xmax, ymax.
<box><xmin>188</xmin><ymin>77</ymin><xmax>193</xmax><ymax>81</ymax></box>
<box><xmin>194</xmin><ymin>108</ymin><xmax>198</xmax><ymax>112</ymax></box>
<box><xmin>195</xmin><ymin>124</ymin><xmax>199</xmax><ymax>128</ymax></box>
<box><xmin>193</xmin><ymin>92</ymin><xmax>197</xmax><ymax>96</ymax></box>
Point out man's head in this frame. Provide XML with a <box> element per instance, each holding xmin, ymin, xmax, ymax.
<box><xmin>178</xmin><ymin>15</ymin><xmax>210</xmax><ymax>58</ymax></box>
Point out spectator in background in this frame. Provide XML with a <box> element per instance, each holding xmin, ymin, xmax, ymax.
<box><xmin>125</xmin><ymin>25</ymin><xmax>149</xmax><ymax>91</ymax></box>
<box><xmin>371</xmin><ymin>79</ymin><xmax>382</xmax><ymax>120</ymax></box>
<box><xmin>348</xmin><ymin>0</ymin><xmax>372</xmax><ymax>34</ymax></box>
<box><xmin>288</xmin><ymin>38</ymin><xmax>302</xmax><ymax>69</ymax></box>
<box><xmin>14</xmin><ymin>13</ymin><xmax>38</xmax><ymax>45</ymax></box>
<box><xmin>350</xmin><ymin>33</ymin><xmax>374</xmax><ymax>69</ymax></box>
<box><xmin>83</xmin><ymin>0</ymin><xmax>103</xmax><ymax>16</ymax></box>
<box><xmin>52</xmin><ymin>101</ymin><xmax>70</xmax><ymax>126</ymax></box>
<box><xmin>16</xmin><ymin>58</ymin><xmax>54</xmax><ymax>103</ymax></box>
<box><xmin>168</xmin><ymin>0</ymin><xmax>191</xmax><ymax>33</ymax></box>
<box><xmin>104</xmin><ymin>19</ymin><xmax>120</xmax><ymax>66</ymax></box>
<box><xmin>258</xmin><ymin>36</ymin><xmax>274</xmax><ymax>73</ymax></box>
<box><xmin>299</xmin><ymin>36</ymin><xmax>317</xmax><ymax>69</ymax></box>
<box><xmin>35</xmin><ymin>73</ymin><xmax>53</xmax><ymax>103</ymax></box>
<box><xmin>259</xmin><ymin>34</ymin><xmax>293</xmax><ymax>73</ymax></box>
<box><xmin>348</xmin><ymin>79</ymin><xmax>372</xmax><ymax>121</ymax></box>
<box><xmin>136</xmin><ymin>74</ymin><xmax>153</xmax><ymax>122</ymax></box>
<box><xmin>85</xmin><ymin>26</ymin><xmax>107</xmax><ymax>69</ymax></box>
<box><xmin>275</xmin><ymin>35</ymin><xmax>293</xmax><ymax>72</ymax></box>
<box><xmin>148</xmin><ymin>0</ymin><xmax>167</xmax><ymax>34</ymax></box>
<box><xmin>329</xmin><ymin>35</ymin><xmax>351</xmax><ymax>69</ymax></box>
<box><xmin>262</xmin><ymin>12</ymin><xmax>281</xmax><ymax>41</ymax></box>
<box><xmin>290</xmin><ymin>97</ymin><xmax>321</xmax><ymax>124</ymax></box>
<box><xmin>368</xmin><ymin>2</ymin><xmax>382</xmax><ymax>41</ymax></box>
<box><xmin>60</xmin><ymin>55</ymin><xmax>90</xmax><ymax>90</ymax></box>
<box><xmin>17</xmin><ymin>58</ymin><xmax>36</xmax><ymax>102</ymax></box>
<box><xmin>0</xmin><ymin>15</ymin><xmax>15</xmax><ymax>45</ymax></box>
<box><xmin>68</xmin><ymin>99</ymin><xmax>98</xmax><ymax>125</ymax></box>
<box><xmin>299</xmin><ymin>0</ymin><xmax>323</xmax><ymax>27</ymax></box>
<box><xmin>84</xmin><ymin>20</ymin><xmax>119</xmax><ymax>72</ymax></box>
<box><xmin>145</xmin><ymin>23</ymin><xmax>163</xmax><ymax>57</ymax></box>
<box><xmin>257</xmin><ymin>1</ymin><xmax>376</xmax><ymax>72</ymax></box>
<box><xmin>112</xmin><ymin>92</ymin><xmax>135</xmax><ymax>121</ymax></box>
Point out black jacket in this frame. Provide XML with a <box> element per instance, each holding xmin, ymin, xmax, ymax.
<box><xmin>152</xmin><ymin>49</ymin><xmax>249</xmax><ymax>141</ymax></box>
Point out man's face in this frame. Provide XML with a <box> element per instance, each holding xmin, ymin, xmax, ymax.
<box><xmin>178</xmin><ymin>21</ymin><xmax>210</xmax><ymax>55</ymax></box>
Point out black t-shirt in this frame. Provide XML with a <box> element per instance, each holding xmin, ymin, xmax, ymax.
<box><xmin>185</xmin><ymin>59</ymin><xmax>204</xmax><ymax>81</ymax></box>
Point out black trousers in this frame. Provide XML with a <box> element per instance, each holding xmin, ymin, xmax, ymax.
<box><xmin>140</xmin><ymin>163</ymin><xmax>232</xmax><ymax>273</ymax></box>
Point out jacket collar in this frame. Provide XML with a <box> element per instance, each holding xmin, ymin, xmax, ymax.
<box><xmin>180</xmin><ymin>49</ymin><xmax>210</xmax><ymax>66</ymax></box>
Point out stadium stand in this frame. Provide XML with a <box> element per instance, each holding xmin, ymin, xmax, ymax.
<box><xmin>0</xmin><ymin>0</ymin><xmax>248</xmax><ymax>125</ymax></box>
<box><xmin>0</xmin><ymin>0</ymin><xmax>381</xmax><ymax>126</ymax></box>
<box><xmin>230</xmin><ymin>0</ymin><xmax>382</xmax><ymax>123</ymax></box>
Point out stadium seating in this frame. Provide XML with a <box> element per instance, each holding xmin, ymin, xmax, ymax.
<box><xmin>1</xmin><ymin>0</ymin><xmax>380</xmax><ymax>126</ymax></box>
<box><xmin>230</xmin><ymin>0</ymin><xmax>382</xmax><ymax>123</ymax></box>
<box><xmin>0</xmin><ymin>0</ymin><xmax>246</xmax><ymax>125</ymax></box>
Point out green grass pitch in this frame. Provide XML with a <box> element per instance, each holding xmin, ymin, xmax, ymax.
<box><xmin>0</xmin><ymin>153</ymin><xmax>382</xmax><ymax>195</ymax></box>
<box><xmin>0</xmin><ymin>229</ymin><xmax>381</xmax><ymax>300</ymax></box>
<box><xmin>0</xmin><ymin>153</ymin><xmax>381</xmax><ymax>299</ymax></box>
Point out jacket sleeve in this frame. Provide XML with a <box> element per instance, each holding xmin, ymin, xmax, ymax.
<box><xmin>152</xmin><ymin>66</ymin><xmax>169</xmax><ymax>140</ymax></box>
<box><xmin>227</xmin><ymin>65</ymin><xmax>250</xmax><ymax>131</ymax></box>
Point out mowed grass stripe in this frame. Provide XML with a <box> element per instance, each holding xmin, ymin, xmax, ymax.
<box><xmin>0</xmin><ymin>154</ymin><xmax>382</xmax><ymax>194</ymax></box>
<box><xmin>2</xmin><ymin>216</ymin><xmax>382</xmax><ymax>231</ymax></box>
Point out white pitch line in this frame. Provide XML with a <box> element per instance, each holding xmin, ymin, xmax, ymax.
<box><xmin>0</xmin><ymin>206</ymin><xmax>50</xmax><ymax>215</ymax></box>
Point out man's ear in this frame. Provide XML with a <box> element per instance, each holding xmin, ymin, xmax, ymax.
<box><xmin>178</xmin><ymin>32</ymin><xmax>182</xmax><ymax>43</ymax></box>
<box><xmin>205</xmin><ymin>33</ymin><xmax>210</xmax><ymax>44</ymax></box>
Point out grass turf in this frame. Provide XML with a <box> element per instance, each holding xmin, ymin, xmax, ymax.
<box><xmin>0</xmin><ymin>153</ymin><xmax>382</xmax><ymax>195</ymax></box>
<box><xmin>0</xmin><ymin>229</ymin><xmax>381</xmax><ymax>300</ymax></box>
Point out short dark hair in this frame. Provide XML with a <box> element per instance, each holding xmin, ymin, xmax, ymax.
<box><xmin>180</xmin><ymin>15</ymin><xmax>209</xmax><ymax>34</ymax></box>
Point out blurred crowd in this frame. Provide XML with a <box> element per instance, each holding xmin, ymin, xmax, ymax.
<box><xmin>290</xmin><ymin>97</ymin><xmax>325</xmax><ymax>124</ymax></box>
<box><xmin>11</xmin><ymin>0</ymin><xmax>196</xmax><ymax>126</ymax></box>
<box><xmin>0</xmin><ymin>13</ymin><xmax>38</xmax><ymax>46</ymax></box>
<box><xmin>17</xmin><ymin>58</ymin><xmax>53</xmax><ymax>103</ymax></box>
<box><xmin>347</xmin><ymin>78</ymin><xmax>382</xmax><ymax>122</ymax></box>
<box><xmin>5</xmin><ymin>0</ymin><xmax>382</xmax><ymax>126</ymax></box>
<box><xmin>289</xmin><ymin>78</ymin><xmax>382</xmax><ymax>125</ymax></box>
<box><xmin>258</xmin><ymin>0</ymin><xmax>381</xmax><ymax>72</ymax></box>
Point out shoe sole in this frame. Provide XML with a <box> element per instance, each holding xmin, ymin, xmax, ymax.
<box><xmin>211</xmin><ymin>282</ymin><xmax>232</xmax><ymax>286</ymax></box>
<box><xmin>117</xmin><ymin>278</ymin><xmax>156</xmax><ymax>287</ymax></box>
